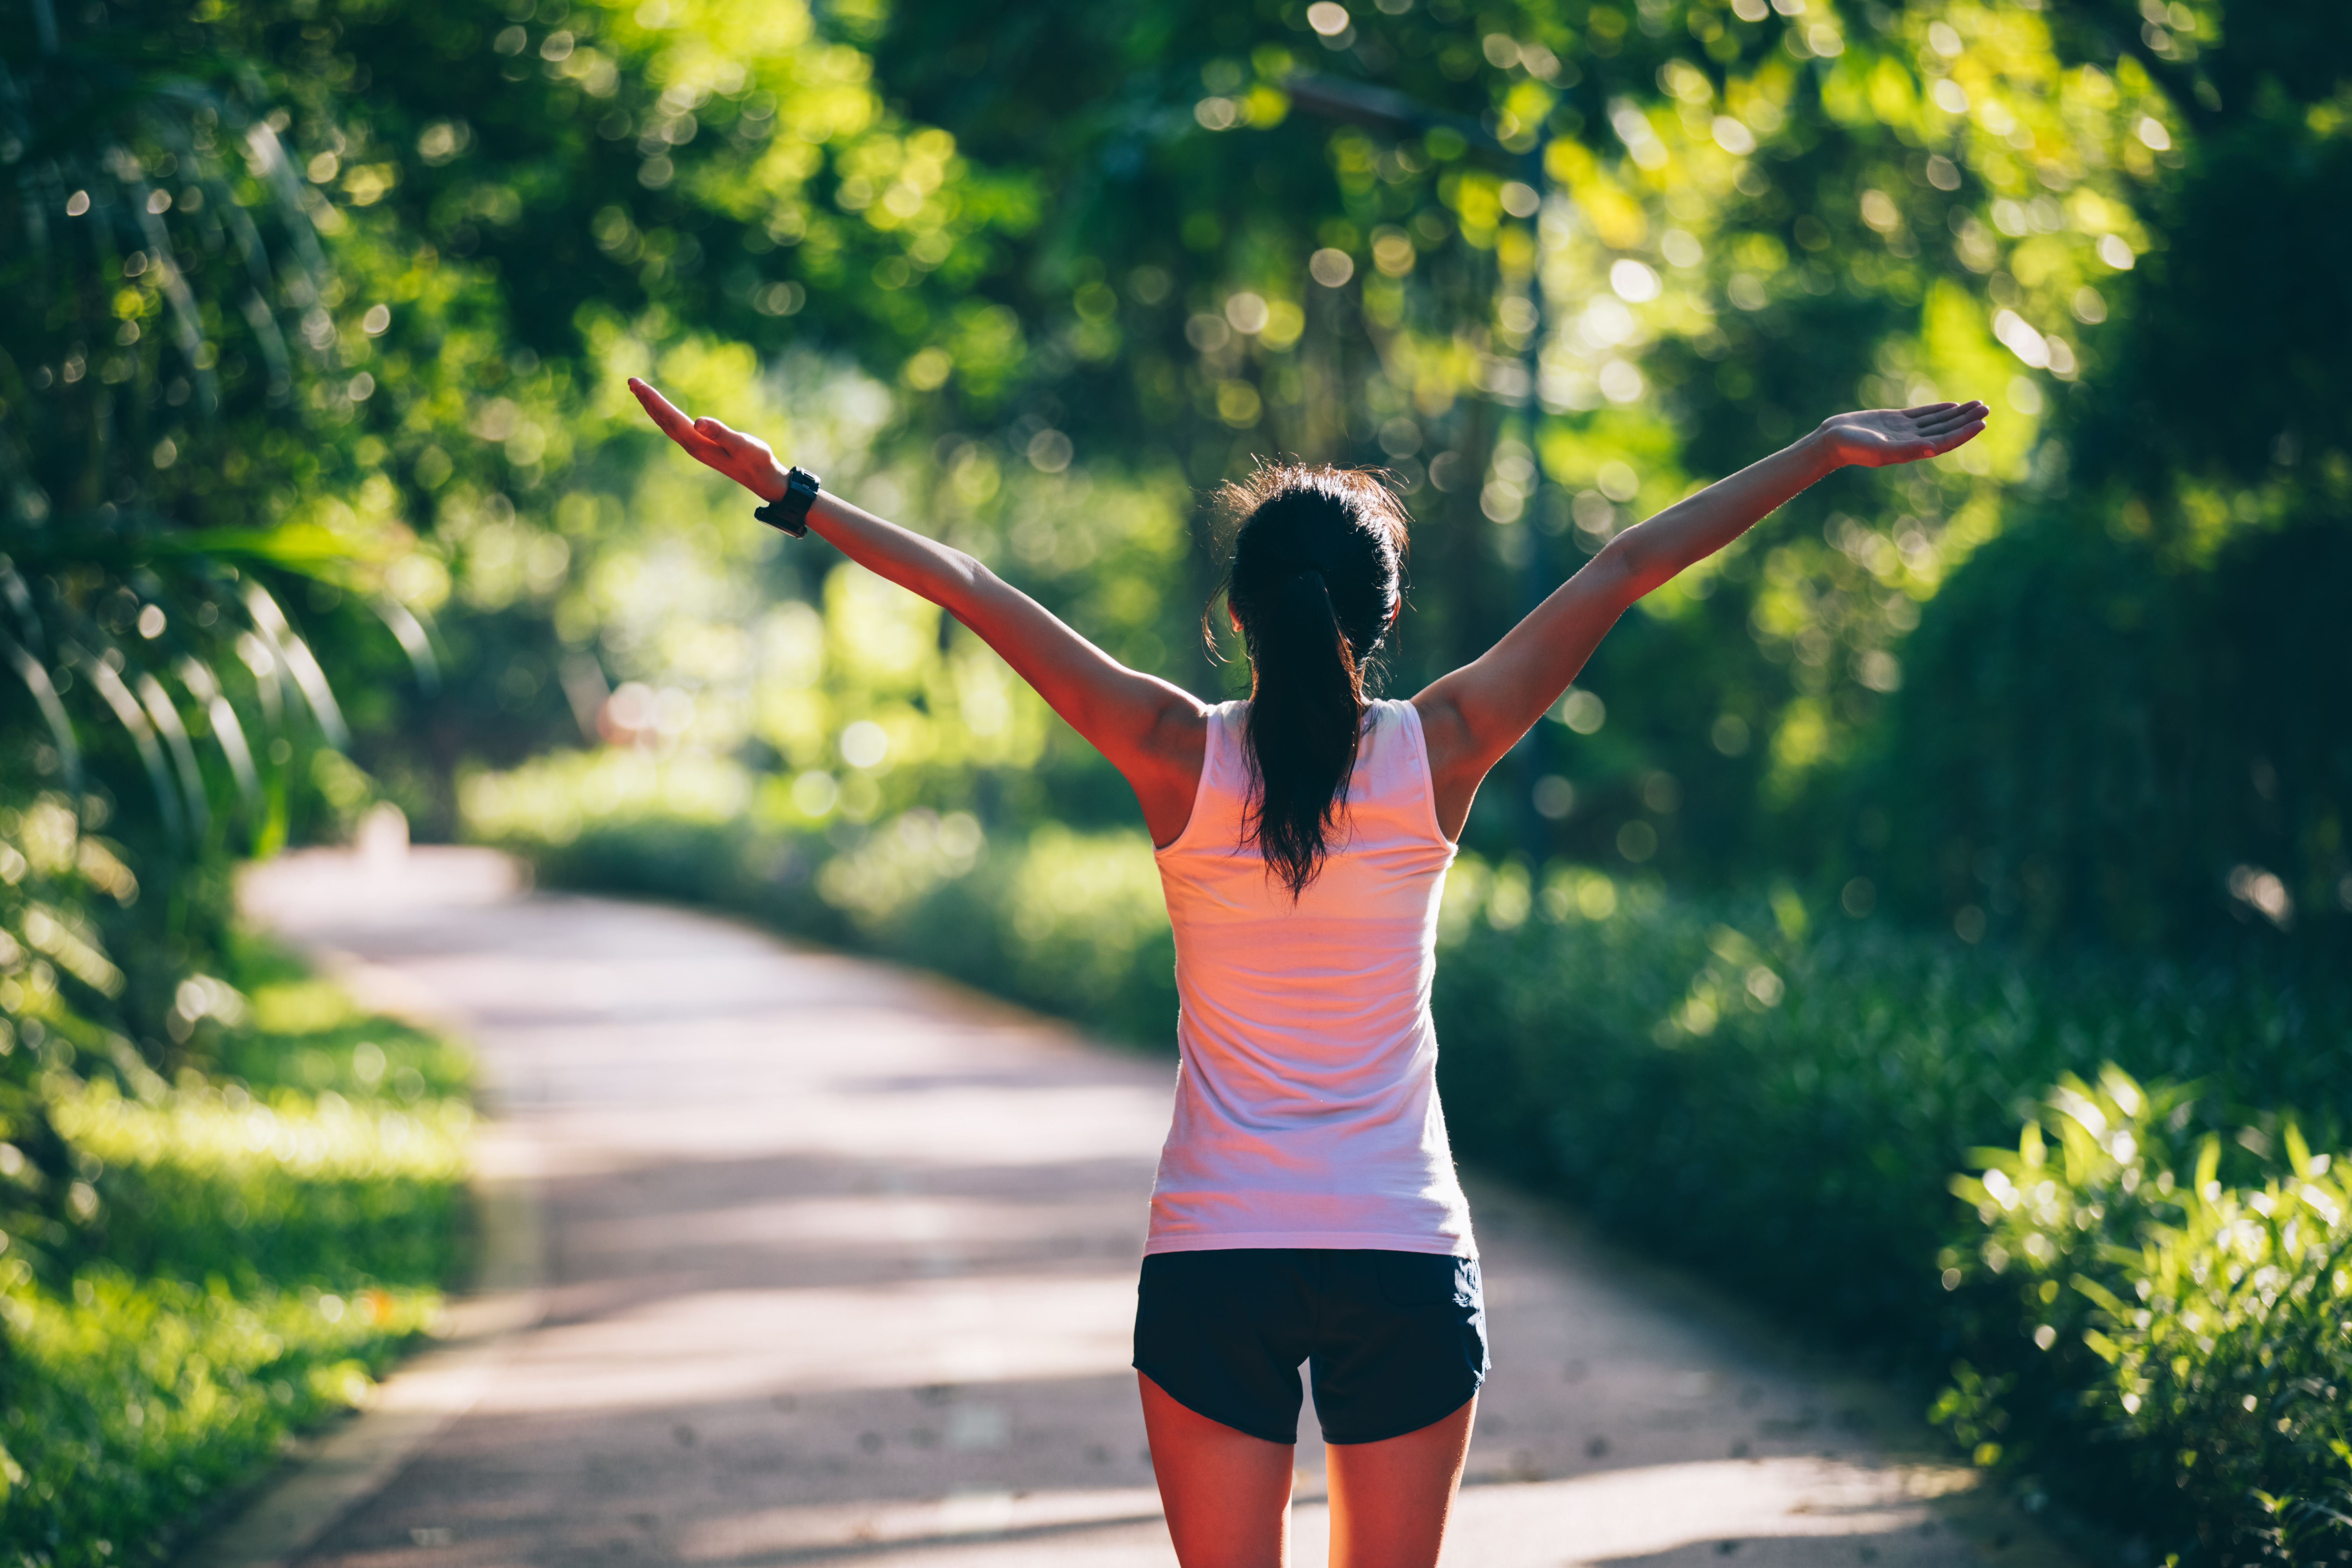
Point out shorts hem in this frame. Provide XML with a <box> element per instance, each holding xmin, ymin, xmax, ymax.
<box><xmin>1143</xmin><ymin>1231</ymin><xmax>1477</xmax><ymax>1259</ymax></box>
<box><xmin>1134</xmin><ymin>1361</ymin><xmax>1300</xmax><ymax>1447</ymax></box>
<box><xmin>1318</xmin><ymin>1368</ymin><xmax>1488</xmax><ymax>1447</ymax></box>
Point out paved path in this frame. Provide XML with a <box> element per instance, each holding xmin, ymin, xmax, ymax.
<box><xmin>234</xmin><ymin>847</ymin><xmax>2067</xmax><ymax>1568</ymax></box>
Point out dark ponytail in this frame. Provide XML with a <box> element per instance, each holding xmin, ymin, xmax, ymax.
<box><xmin>1211</xmin><ymin>463</ymin><xmax>1410</xmax><ymax>899</ymax></box>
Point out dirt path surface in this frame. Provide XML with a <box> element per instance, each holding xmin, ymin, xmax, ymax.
<box><xmin>235</xmin><ymin>847</ymin><xmax>2067</xmax><ymax>1568</ymax></box>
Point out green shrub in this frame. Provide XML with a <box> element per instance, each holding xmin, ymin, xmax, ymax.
<box><xmin>1938</xmin><ymin>1069</ymin><xmax>2352</xmax><ymax>1565</ymax></box>
<box><xmin>1429</xmin><ymin>863</ymin><xmax>2351</xmax><ymax>1343</ymax></box>
<box><xmin>1433</xmin><ymin>883</ymin><xmax>2352</xmax><ymax>1566</ymax></box>
<box><xmin>1855</xmin><ymin>516</ymin><xmax>2352</xmax><ymax>959</ymax></box>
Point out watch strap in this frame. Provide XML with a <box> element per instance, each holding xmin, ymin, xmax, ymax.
<box><xmin>754</xmin><ymin>466</ymin><xmax>822</xmax><ymax>537</ymax></box>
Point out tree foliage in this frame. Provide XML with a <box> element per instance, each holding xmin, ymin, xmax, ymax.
<box><xmin>2</xmin><ymin>0</ymin><xmax>2342</xmax><ymax>1338</ymax></box>
<box><xmin>3</xmin><ymin>0</ymin><xmax>2348</xmax><ymax>1553</ymax></box>
<box><xmin>1859</xmin><ymin>0</ymin><xmax>2352</xmax><ymax>955</ymax></box>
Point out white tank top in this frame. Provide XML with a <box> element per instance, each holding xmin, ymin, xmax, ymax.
<box><xmin>1144</xmin><ymin>698</ymin><xmax>1476</xmax><ymax>1258</ymax></box>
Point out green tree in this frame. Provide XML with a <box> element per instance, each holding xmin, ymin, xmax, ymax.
<box><xmin>1857</xmin><ymin>0</ymin><xmax>2352</xmax><ymax>957</ymax></box>
<box><xmin>1</xmin><ymin>0</ymin><xmax>384</xmax><ymax>1306</ymax></box>
<box><xmin>845</xmin><ymin>0</ymin><xmax>2186</xmax><ymax>873</ymax></box>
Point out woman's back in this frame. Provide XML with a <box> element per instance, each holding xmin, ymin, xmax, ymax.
<box><xmin>1146</xmin><ymin>696</ymin><xmax>1475</xmax><ymax>1257</ymax></box>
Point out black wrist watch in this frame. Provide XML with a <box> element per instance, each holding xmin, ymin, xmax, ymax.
<box><xmin>754</xmin><ymin>466</ymin><xmax>822</xmax><ymax>537</ymax></box>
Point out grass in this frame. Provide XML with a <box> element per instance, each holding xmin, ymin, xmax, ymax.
<box><xmin>0</xmin><ymin>938</ymin><xmax>474</xmax><ymax>1568</ymax></box>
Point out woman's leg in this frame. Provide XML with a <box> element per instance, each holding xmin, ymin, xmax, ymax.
<box><xmin>1323</xmin><ymin>1394</ymin><xmax>1477</xmax><ymax>1568</ymax></box>
<box><xmin>1140</xmin><ymin>1371</ymin><xmax>1298</xmax><ymax>1568</ymax></box>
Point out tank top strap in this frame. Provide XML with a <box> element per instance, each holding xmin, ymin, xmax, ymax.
<box><xmin>1360</xmin><ymin>698</ymin><xmax>1447</xmax><ymax>847</ymax></box>
<box><xmin>1204</xmin><ymin>700</ymin><xmax>1248</xmax><ymax>793</ymax></box>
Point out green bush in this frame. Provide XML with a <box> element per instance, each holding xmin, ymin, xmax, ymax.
<box><xmin>1856</xmin><ymin>516</ymin><xmax>2352</xmax><ymax>958</ymax></box>
<box><xmin>1427</xmin><ymin>863</ymin><xmax>2352</xmax><ymax>1339</ymax></box>
<box><xmin>1437</xmin><ymin>891</ymin><xmax>2352</xmax><ymax>1566</ymax></box>
<box><xmin>0</xmin><ymin>948</ymin><xmax>473</xmax><ymax>1568</ymax></box>
<box><xmin>1938</xmin><ymin>1070</ymin><xmax>2352</xmax><ymax>1565</ymax></box>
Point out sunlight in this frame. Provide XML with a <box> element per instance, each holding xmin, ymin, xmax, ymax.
<box><xmin>665</xmin><ymin>1455</ymin><xmax>1979</xmax><ymax>1564</ymax></box>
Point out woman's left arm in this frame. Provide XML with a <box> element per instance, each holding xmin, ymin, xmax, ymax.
<box><xmin>1412</xmin><ymin>401</ymin><xmax>1988</xmax><ymax>836</ymax></box>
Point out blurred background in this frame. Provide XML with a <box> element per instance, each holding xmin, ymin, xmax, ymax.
<box><xmin>4</xmin><ymin>0</ymin><xmax>2350</xmax><ymax>1560</ymax></box>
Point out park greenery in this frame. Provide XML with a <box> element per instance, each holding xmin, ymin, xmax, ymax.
<box><xmin>2</xmin><ymin>0</ymin><xmax>2348</xmax><ymax>1559</ymax></box>
<box><xmin>0</xmin><ymin>933</ymin><xmax>471</xmax><ymax>1562</ymax></box>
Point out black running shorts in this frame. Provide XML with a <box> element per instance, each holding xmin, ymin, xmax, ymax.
<box><xmin>1132</xmin><ymin>1248</ymin><xmax>1489</xmax><ymax>1447</ymax></box>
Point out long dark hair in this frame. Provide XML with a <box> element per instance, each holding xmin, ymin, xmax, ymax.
<box><xmin>1210</xmin><ymin>462</ymin><xmax>1410</xmax><ymax>899</ymax></box>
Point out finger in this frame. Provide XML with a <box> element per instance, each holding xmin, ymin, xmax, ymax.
<box><xmin>693</xmin><ymin>422</ymin><xmax>767</xmax><ymax>476</ymax></box>
<box><xmin>632</xmin><ymin>381</ymin><xmax>722</xmax><ymax>454</ymax></box>
<box><xmin>1914</xmin><ymin>405</ymin><xmax>1986</xmax><ymax>435</ymax></box>
<box><xmin>673</xmin><ymin>427</ymin><xmax>731</xmax><ymax>464</ymax></box>
<box><xmin>1928</xmin><ymin>420</ymin><xmax>1988</xmax><ymax>454</ymax></box>
<box><xmin>629</xmin><ymin>381</ymin><xmax>732</xmax><ymax>461</ymax></box>
<box><xmin>694</xmin><ymin>416</ymin><xmax>761</xmax><ymax>457</ymax></box>
<box><xmin>629</xmin><ymin>376</ymin><xmax>692</xmax><ymax>431</ymax></box>
<box><xmin>1900</xmin><ymin>401</ymin><xmax>1961</xmax><ymax>417</ymax></box>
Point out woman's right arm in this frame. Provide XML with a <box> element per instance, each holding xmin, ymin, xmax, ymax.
<box><xmin>630</xmin><ymin>379</ymin><xmax>1207</xmax><ymax>841</ymax></box>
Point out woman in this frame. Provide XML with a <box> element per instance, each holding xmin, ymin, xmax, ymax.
<box><xmin>630</xmin><ymin>375</ymin><xmax>1987</xmax><ymax>1567</ymax></box>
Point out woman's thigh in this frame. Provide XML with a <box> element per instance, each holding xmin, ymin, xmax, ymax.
<box><xmin>1140</xmin><ymin>1372</ymin><xmax>1297</xmax><ymax>1568</ymax></box>
<box><xmin>1324</xmin><ymin>1394</ymin><xmax>1478</xmax><ymax>1568</ymax></box>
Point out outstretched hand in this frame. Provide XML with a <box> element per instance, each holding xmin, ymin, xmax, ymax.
<box><xmin>628</xmin><ymin>377</ymin><xmax>790</xmax><ymax>501</ymax></box>
<box><xmin>1816</xmin><ymin>401</ymin><xmax>1990</xmax><ymax>468</ymax></box>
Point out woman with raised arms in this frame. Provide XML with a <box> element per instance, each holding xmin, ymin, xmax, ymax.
<box><xmin>632</xmin><ymin>373</ymin><xmax>1986</xmax><ymax>1568</ymax></box>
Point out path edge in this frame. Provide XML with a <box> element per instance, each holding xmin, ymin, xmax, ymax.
<box><xmin>176</xmin><ymin>1115</ymin><xmax>545</xmax><ymax>1568</ymax></box>
<box><xmin>177</xmin><ymin>872</ymin><xmax>548</xmax><ymax>1568</ymax></box>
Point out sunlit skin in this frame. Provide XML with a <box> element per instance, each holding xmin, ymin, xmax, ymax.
<box><xmin>1139</xmin><ymin>1374</ymin><xmax>1477</xmax><ymax>1568</ymax></box>
<box><xmin>630</xmin><ymin>373</ymin><xmax>1984</xmax><ymax>1564</ymax></box>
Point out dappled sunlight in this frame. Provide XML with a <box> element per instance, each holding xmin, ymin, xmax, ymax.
<box><xmin>568</xmin><ymin>1188</ymin><xmax>1145</xmax><ymax>1261</ymax></box>
<box><xmin>661</xmin><ymin>1455</ymin><xmax>1975</xmax><ymax>1566</ymax></box>
<box><xmin>1438</xmin><ymin>1457</ymin><xmax>1975</xmax><ymax>1565</ymax></box>
<box><xmin>675</xmin><ymin>1484</ymin><xmax>1169</xmax><ymax>1562</ymax></box>
<box><xmin>14</xmin><ymin>0</ymin><xmax>2340</xmax><ymax>1551</ymax></box>
<box><xmin>469</xmin><ymin>1278</ymin><xmax>1141</xmax><ymax>1415</ymax></box>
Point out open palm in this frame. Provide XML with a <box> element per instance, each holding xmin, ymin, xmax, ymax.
<box><xmin>1818</xmin><ymin>401</ymin><xmax>1990</xmax><ymax>468</ymax></box>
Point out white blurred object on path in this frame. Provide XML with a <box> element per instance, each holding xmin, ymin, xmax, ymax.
<box><xmin>354</xmin><ymin>800</ymin><xmax>410</xmax><ymax>875</ymax></box>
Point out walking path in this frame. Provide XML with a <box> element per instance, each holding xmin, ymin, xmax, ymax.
<box><xmin>222</xmin><ymin>846</ymin><xmax>2073</xmax><ymax>1568</ymax></box>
